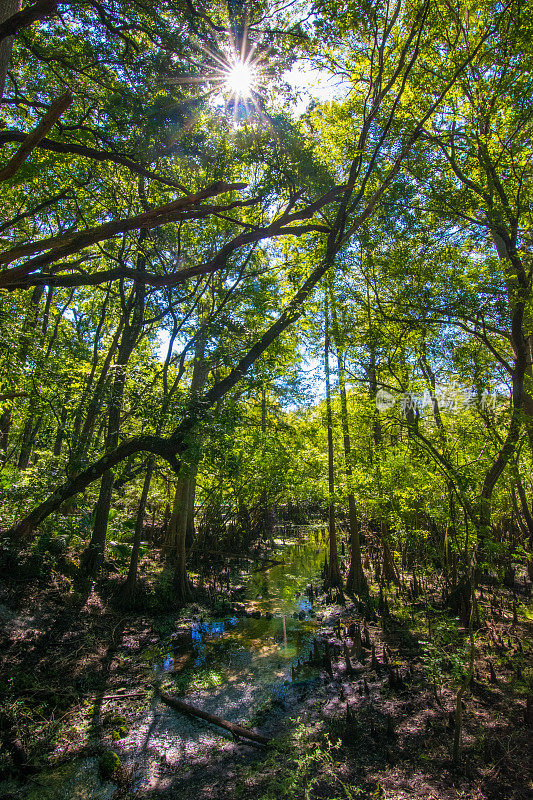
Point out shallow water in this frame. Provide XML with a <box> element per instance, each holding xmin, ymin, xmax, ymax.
<box><xmin>20</xmin><ymin>525</ymin><xmax>329</xmax><ymax>797</ymax></box>
<box><xmin>153</xmin><ymin>526</ymin><xmax>327</xmax><ymax>685</ymax></box>
<box><xmin>122</xmin><ymin>526</ymin><xmax>328</xmax><ymax>792</ymax></box>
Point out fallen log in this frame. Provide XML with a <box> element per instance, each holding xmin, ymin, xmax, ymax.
<box><xmin>158</xmin><ymin>691</ymin><xmax>270</xmax><ymax>745</ymax></box>
<box><xmin>101</xmin><ymin>691</ymin><xmax>150</xmax><ymax>701</ymax></box>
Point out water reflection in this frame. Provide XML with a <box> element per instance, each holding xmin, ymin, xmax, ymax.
<box><xmin>246</xmin><ymin>526</ymin><xmax>326</xmax><ymax>615</ymax></box>
<box><xmin>16</xmin><ymin>527</ymin><xmax>328</xmax><ymax>799</ymax></box>
<box><xmin>190</xmin><ymin>617</ymin><xmax>238</xmax><ymax>666</ymax></box>
<box><xmin>155</xmin><ymin>527</ymin><xmax>327</xmax><ymax>691</ymax></box>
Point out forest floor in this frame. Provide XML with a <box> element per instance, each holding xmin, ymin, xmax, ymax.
<box><xmin>0</xmin><ymin>549</ymin><xmax>532</xmax><ymax>800</ymax></box>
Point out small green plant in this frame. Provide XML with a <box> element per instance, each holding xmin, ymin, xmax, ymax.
<box><xmin>236</xmin><ymin>721</ymin><xmax>365</xmax><ymax>800</ymax></box>
<box><xmin>111</xmin><ymin>726</ymin><xmax>128</xmax><ymax>740</ymax></box>
<box><xmin>98</xmin><ymin>750</ymin><xmax>121</xmax><ymax>780</ymax></box>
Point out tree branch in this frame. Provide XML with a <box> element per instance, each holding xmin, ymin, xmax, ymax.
<box><xmin>0</xmin><ymin>181</ymin><xmax>249</xmax><ymax>288</ymax></box>
<box><xmin>0</xmin><ymin>0</ymin><xmax>59</xmax><ymax>42</ymax></box>
<box><xmin>0</xmin><ymin>91</ymin><xmax>72</xmax><ymax>182</ymax></box>
<box><xmin>0</xmin><ymin>131</ymin><xmax>188</xmax><ymax>190</ymax></box>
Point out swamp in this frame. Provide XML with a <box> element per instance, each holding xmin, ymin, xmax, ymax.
<box><xmin>0</xmin><ymin>1</ymin><xmax>532</xmax><ymax>799</ymax></box>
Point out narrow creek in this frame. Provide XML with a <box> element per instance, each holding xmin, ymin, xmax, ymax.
<box><xmin>24</xmin><ymin>525</ymin><xmax>330</xmax><ymax>799</ymax></box>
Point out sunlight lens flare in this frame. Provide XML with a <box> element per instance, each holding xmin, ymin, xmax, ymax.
<box><xmin>225</xmin><ymin>59</ymin><xmax>254</xmax><ymax>97</ymax></box>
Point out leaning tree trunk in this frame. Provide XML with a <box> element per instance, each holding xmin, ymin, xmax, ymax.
<box><xmin>324</xmin><ymin>283</ymin><xmax>342</xmax><ymax>589</ymax></box>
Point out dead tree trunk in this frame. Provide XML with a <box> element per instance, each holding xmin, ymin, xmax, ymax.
<box><xmin>159</xmin><ymin>691</ymin><xmax>270</xmax><ymax>744</ymax></box>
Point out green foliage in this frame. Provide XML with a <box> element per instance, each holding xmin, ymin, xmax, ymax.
<box><xmin>98</xmin><ymin>750</ymin><xmax>121</xmax><ymax>781</ymax></box>
<box><xmin>419</xmin><ymin>618</ymin><xmax>469</xmax><ymax>692</ymax></box>
<box><xmin>236</xmin><ymin>723</ymin><xmax>366</xmax><ymax>800</ymax></box>
<box><xmin>0</xmin><ymin>0</ymin><xmax>531</xmax><ymax>606</ymax></box>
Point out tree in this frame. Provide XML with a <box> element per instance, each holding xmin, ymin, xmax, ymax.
<box><xmin>323</xmin><ymin>280</ymin><xmax>343</xmax><ymax>589</ymax></box>
<box><xmin>327</xmin><ymin>270</ymin><xmax>368</xmax><ymax>594</ymax></box>
<box><xmin>2</xmin><ymin>0</ymin><xmax>503</xmax><ymax>608</ymax></box>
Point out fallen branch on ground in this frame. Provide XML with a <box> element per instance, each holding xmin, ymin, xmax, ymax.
<box><xmin>158</xmin><ymin>690</ymin><xmax>270</xmax><ymax>745</ymax></box>
<box><xmin>101</xmin><ymin>691</ymin><xmax>150</xmax><ymax>701</ymax></box>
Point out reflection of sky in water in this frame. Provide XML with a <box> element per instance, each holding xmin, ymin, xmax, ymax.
<box><xmin>191</xmin><ymin>617</ymin><xmax>238</xmax><ymax>666</ymax></box>
<box><xmin>157</xmin><ymin>617</ymin><xmax>240</xmax><ymax>671</ymax></box>
<box><xmin>160</xmin><ymin>654</ymin><xmax>174</xmax><ymax>671</ymax></box>
<box><xmin>26</xmin><ymin>528</ymin><xmax>328</xmax><ymax>800</ymax></box>
<box><xmin>156</xmin><ymin>530</ymin><xmax>326</xmax><ymax>678</ymax></box>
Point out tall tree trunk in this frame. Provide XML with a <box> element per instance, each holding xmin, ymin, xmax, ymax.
<box><xmin>0</xmin><ymin>0</ymin><xmax>20</xmax><ymax>101</ymax></box>
<box><xmin>53</xmin><ymin>406</ymin><xmax>67</xmax><ymax>457</ymax></box>
<box><xmin>259</xmin><ymin>379</ymin><xmax>270</xmax><ymax>538</ymax></box>
<box><xmin>490</xmin><ymin>230</ymin><xmax>533</xmax><ymax>453</ymax></box>
<box><xmin>185</xmin><ymin>472</ymin><xmax>198</xmax><ymax>548</ymax></box>
<box><xmin>328</xmin><ymin>275</ymin><xmax>367</xmax><ymax>595</ymax></box>
<box><xmin>476</xmin><ymin>296</ymin><xmax>526</xmax><ymax>563</ymax></box>
<box><xmin>324</xmin><ymin>283</ymin><xmax>342</xmax><ymax>589</ymax></box>
<box><xmin>119</xmin><ymin>455</ymin><xmax>155</xmax><ymax>605</ymax></box>
<box><xmin>69</xmin><ymin>284</ymin><xmax>112</xmax><ymax>459</ymax></box>
<box><xmin>0</xmin><ymin>407</ymin><xmax>11</xmax><ymax>453</ymax></box>
<box><xmin>68</xmin><ymin>317</ymin><xmax>124</xmax><ymax>476</ymax></box>
<box><xmin>419</xmin><ymin>343</ymin><xmax>460</xmax><ymax>572</ymax></box>
<box><xmin>169</xmin><ymin>477</ymin><xmax>192</xmax><ymax>599</ymax></box>
<box><xmin>78</xmin><ymin>232</ymin><xmax>146</xmax><ymax>579</ymax></box>
<box><xmin>381</xmin><ymin>525</ymin><xmax>400</xmax><ymax>585</ymax></box>
<box><xmin>15</xmin><ymin>287</ymin><xmax>49</xmax><ymax>468</ymax></box>
<box><xmin>1</xmin><ymin>286</ymin><xmax>44</xmax><ymax>459</ymax></box>
<box><xmin>17</xmin><ymin>415</ymin><xmax>41</xmax><ymax>469</ymax></box>
<box><xmin>512</xmin><ymin>467</ymin><xmax>533</xmax><ymax>580</ymax></box>
<box><xmin>166</xmin><ymin>322</ymin><xmax>209</xmax><ymax>601</ymax></box>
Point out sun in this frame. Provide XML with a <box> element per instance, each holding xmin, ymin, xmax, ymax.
<box><xmin>161</xmin><ymin>42</ymin><xmax>266</xmax><ymax>123</ymax></box>
<box><xmin>225</xmin><ymin>59</ymin><xmax>254</xmax><ymax>98</ymax></box>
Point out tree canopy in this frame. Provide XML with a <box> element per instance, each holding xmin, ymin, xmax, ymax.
<box><xmin>0</xmin><ymin>0</ymin><xmax>532</xmax><ymax>599</ymax></box>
